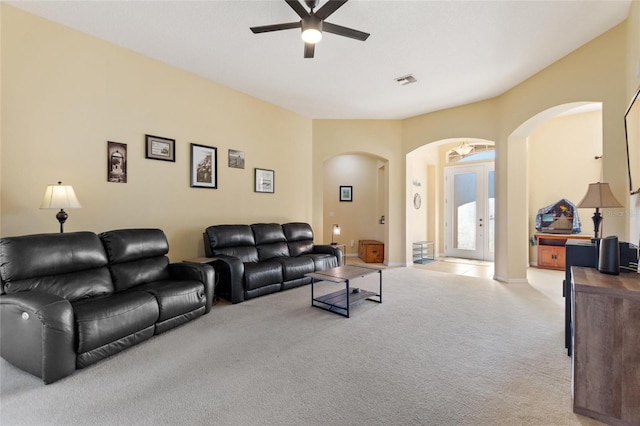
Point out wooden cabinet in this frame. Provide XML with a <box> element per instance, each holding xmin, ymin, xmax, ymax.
<box><xmin>358</xmin><ymin>240</ymin><xmax>384</xmax><ymax>263</ymax></box>
<box><xmin>535</xmin><ymin>234</ymin><xmax>591</xmax><ymax>270</ymax></box>
<box><xmin>571</xmin><ymin>267</ymin><xmax>640</xmax><ymax>425</ymax></box>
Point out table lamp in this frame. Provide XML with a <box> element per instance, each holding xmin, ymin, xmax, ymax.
<box><xmin>576</xmin><ymin>182</ymin><xmax>622</xmax><ymax>240</ymax></box>
<box><xmin>331</xmin><ymin>224</ymin><xmax>340</xmax><ymax>245</ymax></box>
<box><xmin>40</xmin><ymin>181</ymin><xmax>82</xmax><ymax>233</ymax></box>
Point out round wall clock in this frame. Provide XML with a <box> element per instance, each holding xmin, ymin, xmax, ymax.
<box><xmin>413</xmin><ymin>193</ymin><xmax>421</xmax><ymax>209</ymax></box>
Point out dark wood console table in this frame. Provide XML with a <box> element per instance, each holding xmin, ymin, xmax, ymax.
<box><xmin>571</xmin><ymin>267</ymin><xmax>640</xmax><ymax>425</ymax></box>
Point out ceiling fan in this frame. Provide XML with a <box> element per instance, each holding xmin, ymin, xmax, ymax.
<box><xmin>250</xmin><ymin>0</ymin><xmax>370</xmax><ymax>58</ymax></box>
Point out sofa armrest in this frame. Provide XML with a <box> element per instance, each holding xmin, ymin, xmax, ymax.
<box><xmin>0</xmin><ymin>291</ymin><xmax>75</xmax><ymax>384</ymax></box>
<box><xmin>169</xmin><ymin>263</ymin><xmax>215</xmax><ymax>314</ymax></box>
<box><xmin>208</xmin><ymin>255</ymin><xmax>245</xmax><ymax>304</ymax></box>
<box><xmin>314</xmin><ymin>244</ymin><xmax>343</xmax><ymax>266</ymax></box>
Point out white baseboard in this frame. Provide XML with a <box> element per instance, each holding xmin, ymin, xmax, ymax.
<box><xmin>493</xmin><ymin>275</ymin><xmax>529</xmax><ymax>284</ymax></box>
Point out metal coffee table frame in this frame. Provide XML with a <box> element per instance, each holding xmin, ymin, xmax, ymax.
<box><xmin>306</xmin><ymin>265</ymin><xmax>382</xmax><ymax>318</ymax></box>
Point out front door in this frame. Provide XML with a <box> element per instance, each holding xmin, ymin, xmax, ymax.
<box><xmin>444</xmin><ymin>163</ymin><xmax>495</xmax><ymax>261</ymax></box>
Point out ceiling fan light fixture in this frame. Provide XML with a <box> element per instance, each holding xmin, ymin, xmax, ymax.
<box><xmin>302</xmin><ymin>28</ymin><xmax>322</xmax><ymax>43</ymax></box>
<box><xmin>301</xmin><ymin>15</ymin><xmax>322</xmax><ymax>43</ymax></box>
<box><xmin>454</xmin><ymin>142</ymin><xmax>474</xmax><ymax>157</ymax></box>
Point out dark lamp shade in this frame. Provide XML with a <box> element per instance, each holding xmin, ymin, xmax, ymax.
<box><xmin>576</xmin><ymin>182</ymin><xmax>622</xmax><ymax>209</ymax></box>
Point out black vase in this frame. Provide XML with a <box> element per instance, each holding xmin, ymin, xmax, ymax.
<box><xmin>598</xmin><ymin>236</ymin><xmax>620</xmax><ymax>275</ymax></box>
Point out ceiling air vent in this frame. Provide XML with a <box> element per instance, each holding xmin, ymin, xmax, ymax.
<box><xmin>395</xmin><ymin>74</ymin><xmax>417</xmax><ymax>86</ymax></box>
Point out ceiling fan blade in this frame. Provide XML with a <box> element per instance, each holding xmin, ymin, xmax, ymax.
<box><xmin>250</xmin><ymin>22</ymin><xmax>301</xmax><ymax>34</ymax></box>
<box><xmin>286</xmin><ymin>0</ymin><xmax>310</xmax><ymax>19</ymax></box>
<box><xmin>323</xmin><ymin>21</ymin><xmax>370</xmax><ymax>41</ymax></box>
<box><xmin>304</xmin><ymin>42</ymin><xmax>315</xmax><ymax>58</ymax></box>
<box><xmin>314</xmin><ymin>0</ymin><xmax>348</xmax><ymax>20</ymax></box>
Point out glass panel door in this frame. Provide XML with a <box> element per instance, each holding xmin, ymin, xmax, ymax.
<box><xmin>445</xmin><ymin>163</ymin><xmax>494</xmax><ymax>260</ymax></box>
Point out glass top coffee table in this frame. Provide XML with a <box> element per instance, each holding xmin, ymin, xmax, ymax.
<box><xmin>306</xmin><ymin>265</ymin><xmax>382</xmax><ymax>318</ymax></box>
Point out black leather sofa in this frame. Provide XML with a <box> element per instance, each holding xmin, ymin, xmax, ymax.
<box><xmin>203</xmin><ymin>222</ymin><xmax>341</xmax><ymax>304</ymax></box>
<box><xmin>0</xmin><ymin>229</ymin><xmax>214</xmax><ymax>384</ymax></box>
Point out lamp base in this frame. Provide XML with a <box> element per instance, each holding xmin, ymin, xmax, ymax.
<box><xmin>591</xmin><ymin>209</ymin><xmax>603</xmax><ymax>240</ymax></box>
<box><xmin>56</xmin><ymin>209</ymin><xmax>68</xmax><ymax>233</ymax></box>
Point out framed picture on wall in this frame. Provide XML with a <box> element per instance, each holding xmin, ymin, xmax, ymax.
<box><xmin>107</xmin><ymin>141</ymin><xmax>127</xmax><ymax>183</ymax></box>
<box><xmin>190</xmin><ymin>143</ymin><xmax>217</xmax><ymax>189</ymax></box>
<box><xmin>228</xmin><ymin>149</ymin><xmax>245</xmax><ymax>169</ymax></box>
<box><xmin>145</xmin><ymin>134</ymin><xmax>175</xmax><ymax>162</ymax></box>
<box><xmin>255</xmin><ymin>168</ymin><xmax>274</xmax><ymax>193</ymax></box>
<box><xmin>340</xmin><ymin>185</ymin><xmax>353</xmax><ymax>202</ymax></box>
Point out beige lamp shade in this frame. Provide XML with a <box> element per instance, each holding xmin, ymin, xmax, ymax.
<box><xmin>40</xmin><ymin>182</ymin><xmax>82</xmax><ymax>210</ymax></box>
<box><xmin>576</xmin><ymin>182</ymin><xmax>622</xmax><ymax>208</ymax></box>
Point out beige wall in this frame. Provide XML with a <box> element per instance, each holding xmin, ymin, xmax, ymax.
<box><xmin>323</xmin><ymin>154</ymin><xmax>385</xmax><ymax>254</ymax></box>
<box><xmin>528</xmin><ymin>111</ymin><xmax>602</xmax><ymax>264</ymax></box>
<box><xmin>2</xmin><ymin>4</ymin><xmax>639</xmax><ymax>275</ymax></box>
<box><xmin>312</xmin><ymin>120</ymin><xmax>403</xmax><ymax>265</ymax></box>
<box><xmin>0</xmin><ymin>6</ymin><xmax>312</xmax><ymax>261</ymax></box>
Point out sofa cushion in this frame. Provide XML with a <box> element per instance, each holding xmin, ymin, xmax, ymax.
<box><xmin>303</xmin><ymin>253</ymin><xmax>339</xmax><ymax>271</ymax></box>
<box><xmin>282</xmin><ymin>223</ymin><xmax>315</xmax><ymax>256</ymax></box>
<box><xmin>108</xmin><ymin>257</ymin><xmax>170</xmax><ymax>293</ymax></box>
<box><xmin>205</xmin><ymin>225</ymin><xmax>258</xmax><ymax>262</ymax></box>
<box><xmin>136</xmin><ymin>280</ymin><xmax>206</xmax><ymax>322</ymax></box>
<box><xmin>257</xmin><ymin>242</ymin><xmax>290</xmax><ymax>261</ymax></box>
<box><xmin>0</xmin><ymin>232</ymin><xmax>113</xmax><ymax>301</ymax></box>
<box><xmin>287</xmin><ymin>240</ymin><xmax>315</xmax><ymax>257</ymax></box>
<box><xmin>277</xmin><ymin>256</ymin><xmax>315</xmax><ymax>281</ymax></box>
<box><xmin>3</xmin><ymin>269</ymin><xmax>114</xmax><ymax>302</ymax></box>
<box><xmin>100</xmin><ymin>229</ymin><xmax>169</xmax><ymax>264</ymax></box>
<box><xmin>206</xmin><ymin>225</ymin><xmax>255</xmax><ymax>248</ymax></box>
<box><xmin>251</xmin><ymin>223</ymin><xmax>286</xmax><ymax>245</ymax></box>
<box><xmin>243</xmin><ymin>261</ymin><xmax>283</xmax><ymax>291</ymax></box>
<box><xmin>282</xmin><ymin>222</ymin><xmax>314</xmax><ymax>242</ymax></box>
<box><xmin>253</xmin><ymin>224</ymin><xmax>289</xmax><ymax>261</ymax></box>
<box><xmin>72</xmin><ymin>291</ymin><xmax>159</xmax><ymax>354</ymax></box>
<box><xmin>100</xmin><ymin>229</ymin><xmax>171</xmax><ymax>292</ymax></box>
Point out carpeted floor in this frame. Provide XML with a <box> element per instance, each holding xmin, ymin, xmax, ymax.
<box><xmin>0</xmin><ymin>267</ymin><xmax>602</xmax><ymax>425</ymax></box>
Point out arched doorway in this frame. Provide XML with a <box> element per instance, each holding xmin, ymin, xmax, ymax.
<box><xmin>323</xmin><ymin>153</ymin><xmax>389</xmax><ymax>263</ymax></box>
<box><xmin>499</xmin><ymin>102</ymin><xmax>603</xmax><ymax>282</ymax></box>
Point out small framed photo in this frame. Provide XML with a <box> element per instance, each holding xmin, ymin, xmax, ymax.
<box><xmin>190</xmin><ymin>143</ymin><xmax>217</xmax><ymax>189</ymax></box>
<box><xmin>340</xmin><ymin>185</ymin><xmax>353</xmax><ymax>202</ymax></box>
<box><xmin>255</xmin><ymin>168</ymin><xmax>274</xmax><ymax>193</ymax></box>
<box><xmin>145</xmin><ymin>134</ymin><xmax>175</xmax><ymax>162</ymax></box>
<box><xmin>228</xmin><ymin>149</ymin><xmax>245</xmax><ymax>169</ymax></box>
<box><xmin>108</xmin><ymin>141</ymin><xmax>127</xmax><ymax>183</ymax></box>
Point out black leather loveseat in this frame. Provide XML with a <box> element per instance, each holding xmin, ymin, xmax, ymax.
<box><xmin>203</xmin><ymin>222</ymin><xmax>341</xmax><ymax>304</ymax></box>
<box><xmin>0</xmin><ymin>229</ymin><xmax>214</xmax><ymax>384</ymax></box>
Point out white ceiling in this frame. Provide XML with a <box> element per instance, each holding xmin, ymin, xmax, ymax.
<box><xmin>7</xmin><ymin>0</ymin><xmax>631</xmax><ymax>119</ymax></box>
